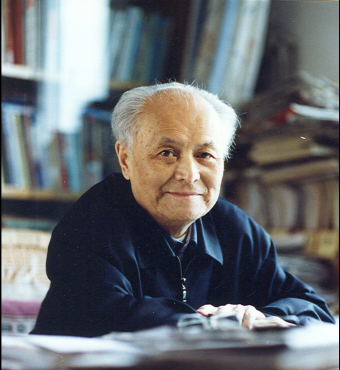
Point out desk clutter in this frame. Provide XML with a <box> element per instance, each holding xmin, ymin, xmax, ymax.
<box><xmin>2</xmin><ymin>322</ymin><xmax>339</xmax><ymax>370</ymax></box>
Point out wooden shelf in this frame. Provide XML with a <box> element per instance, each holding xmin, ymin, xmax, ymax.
<box><xmin>2</xmin><ymin>64</ymin><xmax>44</xmax><ymax>81</ymax></box>
<box><xmin>1</xmin><ymin>186</ymin><xmax>83</xmax><ymax>202</ymax></box>
<box><xmin>1</xmin><ymin>63</ymin><xmax>61</xmax><ymax>83</ymax></box>
<box><xmin>109</xmin><ymin>80</ymin><xmax>145</xmax><ymax>91</ymax></box>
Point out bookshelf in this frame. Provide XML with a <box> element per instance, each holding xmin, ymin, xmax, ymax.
<box><xmin>2</xmin><ymin>1</ymin><xmax>339</xmax><ymax>238</ymax></box>
<box><xmin>1</xmin><ymin>0</ymin><xmax>191</xmax><ymax>220</ymax></box>
<box><xmin>2</xmin><ymin>186</ymin><xmax>82</xmax><ymax>202</ymax></box>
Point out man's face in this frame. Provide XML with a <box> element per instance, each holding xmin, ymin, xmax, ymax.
<box><xmin>116</xmin><ymin>91</ymin><xmax>225</xmax><ymax>237</ymax></box>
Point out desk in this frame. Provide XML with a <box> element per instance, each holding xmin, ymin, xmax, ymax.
<box><xmin>2</xmin><ymin>323</ymin><xmax>339</xmax><ymax>370</ymax></box>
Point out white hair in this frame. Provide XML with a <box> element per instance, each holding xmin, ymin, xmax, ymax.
<box><xmin>111</xmin><ymin>82</ymin><xmax>239</xmax><ymax>159</ymax></box>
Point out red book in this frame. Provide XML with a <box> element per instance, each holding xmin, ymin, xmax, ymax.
<box><xmin>56</xmin><ymin>132</ymin><xmax>69</xmax><ymax>191</ymax></box>
<box><xmin>3</xmin><ymin>0</ymin><xmax>15</xmax><ymax>63</ymax></box>
<box><xmin>10</xmin><ymin>0</ymin><xmax>25</xmax><ymax>65</ymax></box>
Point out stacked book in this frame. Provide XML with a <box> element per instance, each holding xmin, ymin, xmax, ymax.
<box><xmin>225</xmin><ymin>74</ymin><xmax>339</xmax><ymax>262</ymax></box>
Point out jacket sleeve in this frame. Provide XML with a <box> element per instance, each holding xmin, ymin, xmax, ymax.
<box><xmin>244</xmin><ymin>227</ymin><xmax>335</xmax><ymax>326</ymax></box>
<box><xmin>213</xmin><ymin>199</ymin><xmax>335</xmax><ymax>326</ymax></box>
<box><xmin>32</xmin><ymin>234</ymin><xmax>196</xmax><ymax>337</ymax></box>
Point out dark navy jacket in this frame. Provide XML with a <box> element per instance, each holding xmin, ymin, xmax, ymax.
<box><xmin>31</xmin><ymin>173</ymin><xmax>335</xmax><ymax>337</ymax></box>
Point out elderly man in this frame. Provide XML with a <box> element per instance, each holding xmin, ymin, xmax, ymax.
<box><xmin>32</xmin><ymin>82</ymin><xmax>334</xmax><ymax>337</ymax></box>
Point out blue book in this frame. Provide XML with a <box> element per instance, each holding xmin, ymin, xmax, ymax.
<box><xmin>146</xmin><ymin>14</ymin><xmax>165</xmax><ymax>83</ymax></box>
<box><xmin>2</xmin><ymin>103</ymin><xmax>16</xmax><ymax>185</ymax></box>
<box><xmin>139</xmin><ymin>12</ymin><xmax>160</xmax><ymax>83</ymax></box>
<box><xmin>65</xmin><ymin>132</ymin><xmax>83</xmax><ymax>192</ymax></box>
<box><xmin>152</xmin><ymin>16</ymin><xmax>173</xmax><ymax>82</ymax></box>
<box><xmin>208</xmin><ymin>0</ymin><xmax>240</xmax><ymax>95</ymax></box>
<box><xmin>115</xmin><ymin>7</ymin><xmax>144</xmax><ymax>81</ymax></box>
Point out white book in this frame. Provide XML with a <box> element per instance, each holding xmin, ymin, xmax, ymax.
<box><xmin>290</xmin><ymin>103</ymin><xmax>339</xmax><ymax>122</ymax></box>
<box><xmin>108</xmin><ymin>9</ymin><xmax>128</xmax><ymax>79</ymax></box>
<box><xmin>2</xmin><ymin>103</ymin><xmax>28</xmax><ymax>188</ymax></box>
<box><xmin>261</xmin><ymin>158</ymin><xmax>339</xmax><ymax>184</ymax></box>
<box><xmin>24</xmin><ymin>0</ymin><xmax>39</xmax><ymax>69</ymax></box>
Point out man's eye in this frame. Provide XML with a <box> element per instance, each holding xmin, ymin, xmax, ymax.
<box><xmin>197</xmin><ymin>152</ymin><xmax>213</xmax><ymax>159</ymax></box>
<box><xmin>160</xmin><ymin>150</ymin><xmax>174</xmax><ymax>157</ymax></box>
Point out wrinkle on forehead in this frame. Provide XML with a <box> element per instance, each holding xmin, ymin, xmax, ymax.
<box><xmin>142</xmin><ymin>88</ymin><xmax>202</xmax><ymax>114</ymax></box>
<box><xmin>133</xmin><ymin>89</ymin><xmax>223</xmax><ymax>153</ymax></box>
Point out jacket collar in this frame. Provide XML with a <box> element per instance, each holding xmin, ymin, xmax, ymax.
<box><xmin>129</xmin><ymin>201</ymin><xmax>223</xmax><ymax>268</ymax></box>
<box><xmin>197</xmin><ymin>214</ymin><xmax>223</xmax><ymax>265</ymax></box>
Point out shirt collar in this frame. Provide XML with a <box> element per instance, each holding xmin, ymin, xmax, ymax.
<box><xmin>162</xmin><ymin>216</ymin><xmax>223</xmax><ymax>265</ymax></box>
<box><xmin>164</xmin><ymin>222</ymin><xmax>198</xmax><ymax>252</ymax></box>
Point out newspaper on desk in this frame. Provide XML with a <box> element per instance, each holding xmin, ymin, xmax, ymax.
<box><xmin>2</xmin><ymin>316</ymin><xmax>339</xmax><ymax>370</ymax></box>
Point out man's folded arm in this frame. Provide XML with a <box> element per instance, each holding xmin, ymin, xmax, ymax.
<box><xmin>249</xmin><ymin>238</ymin><xmax>336</xmax><ymax>325</ymax></box>
<box><xmin>32</xmin><ymin>238</ymin><xmax>196</xmax><ymax>337</ymax></box>
<box><xmin>259</xmin><ymin>296</ymin><xmax>336</xmax><ymax>326</ymax></box>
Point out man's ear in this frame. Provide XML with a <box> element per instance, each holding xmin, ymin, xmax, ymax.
<box><xmin>115</xmin><ymin>141</ymin><xmax>132</xmax><ymax>180</ymax></box>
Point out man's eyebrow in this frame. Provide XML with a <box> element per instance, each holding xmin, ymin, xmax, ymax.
<box><xmin>158</xmin><ymin>137</ymin><xmax>179</xmax><ymax>146</ymax></box>
<box><xmin>158</xmin><ymin>137</ymin><xmax>218</xmax><ymax>150</ymax></box>
<box><xmin>197</xmin><ymin>142</ymin><xmax>218</xmax><ymax>150</ymax></box>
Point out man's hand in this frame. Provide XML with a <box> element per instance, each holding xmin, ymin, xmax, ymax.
<box><xmin>197</xmin><ymin>304</ymin><xmax>296</xmax><ymax>330</ymax></box>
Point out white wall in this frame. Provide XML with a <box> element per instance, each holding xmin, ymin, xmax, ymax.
<box><xmin>270</xmin><ymin>0</ymin><xmax>339</xmax><ymax>83</ymax></box>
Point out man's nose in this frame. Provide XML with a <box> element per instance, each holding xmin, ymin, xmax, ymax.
<box><xmin>174</xmin><ymin>156</ymin><xmax>200</xmax><ymax>184</ymax></box>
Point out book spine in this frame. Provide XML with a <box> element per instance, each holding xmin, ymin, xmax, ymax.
<box><xmin>152</xmin><ymin>16</ymin><xmax>173</xmax><ymax>81</ymax></box>
<box><xmin>192</xmin><ymin>0</ymin><xmax>226</xmax><ymax>84</ymax></box>
<box><xmin>56</xmin><ymin>132</ymin><xmax>69</xmax><ymax>191</ymax></box>
<box><xmin>241</xmin><ymin>0</ymin><xmax>271</xmax><ymax>102</ymax></box>
<box><xmin>1</xmin><ymin>104</ymin><xmax>15</xmax><ymax>184</ymax></box>
<box><xmin>3</xmin><ymin>0</ymin><xmax>15</xmax><ymax>63</ymax></box>
<box><xmin>21</xmin><ymin>106</ymin><xmax>37</xmax><ymax>188</ymax></box>
<box><xmin>218</xmin><ymin>0</ymin><xmax>259</xmax><ymax>104</ymax></box>
<box><xmin>24</xmin><ymin>0</ymin><xmax>38</xmax><ymax>69</ymax></box>
<box><xmin>109</xmin><ymin>9</ymin><xmax>128</xmax><ymax>80</ymax></box>
<box><xmin>132</xmin><ymin>12</ymin><xmax>150</xmax><ymax>82</ymax></box>
<box><xmin>207</xmin><ymin>0</ymin><xmax>240</xmax><ymax>94</ymax></box>
<box><xmin>16</xmin><ymin>110</ymin><xmax>32</xmax><ymax>188</ymax></box>
<box><xmin>139</xmin><ymin>12</ymin><xmax>160</xmax><ymax>83</ymax></box>
<box><xmin>147</xmin><ymin>15</ymin><xmax>169</xmax><ymax>83</ymax></box>
<box><xmin>2</xmin><ymin>103</ymin><xmax>26</xmax><ymax>187</ymax></box>
<box><xmin>115</xmin><ymin>7</ymin><xmax>144</xmax><ymax>82</ymax></box>
<box><xmin>11</xmin><ymin>0</ymin><xmax>25</xmax><ymax>65</ymax></box>
<box><xmin>65</xmin><ymin>133</ymin><xmax>83</xmax><ymax>192</ymax></box>
<box><xmin>180</xmin><ymin>0</ymin><xmax>207</xmax><ymax>82</ymax></box>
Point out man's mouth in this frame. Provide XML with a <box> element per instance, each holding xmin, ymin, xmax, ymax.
<box><xmin>166</xmin><ymin>191</ymin><xmax>202</xmax><ymax>198</ymax></box>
